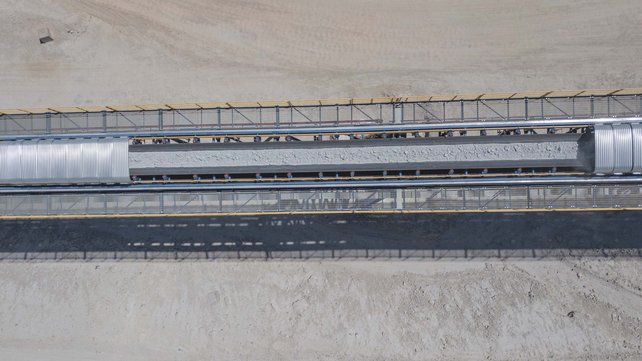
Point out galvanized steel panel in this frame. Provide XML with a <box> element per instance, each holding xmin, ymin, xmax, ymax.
<box><xmin>0</xmin><ymin>138</ymin><xmax>130</xmax><ymax>184</ymax></box>
<box><xmin>3</xmin><ymin>142</ymin><xmax>22</xmax><ymax>182</ymax></box>
<box><xmin>96</xmin><ymin>140</ymin><xmax>113</xmax><ymax>182</ymax></box>
<box><xmin>20</xmin><ymin>141</ymin><xmax>38</xmax><ymax>180</ymax></box>
<box><xmin>36</xmin><ymin>140</ymin><xmax>52</xmax><ymax>179</ymax></box>
<box><xmin>108</xmin><ymin>138</ymin><xmax>130</xmax><ymax>182</ymax></box>
<box><xmin>632</xmin><ymin>124</ymin><xmax>642</xmax><ymax>173</ymax></box>
<box><xmin>0</xmin><ymin>142</ymin><xmax>7</xmax><ymax>181</ymax></box>
<box><xmin>49</xmin><ymin>140</ymin><xmax>67</xmax><ymax>180</ymax></box>
<box><xmin>65</xmin><ymin>139</ymin><xmax>84</xmax><ymax>182</ymax></box>
<box><xmin>612</xmin><ymin>123</ymin><xmax>633</xmax><ymax>174</ymax></box>
<box><xmin>81</xmin><ymin>140</ymin><xmax>99</xmax><ymax>180</ymax></box>
<box><xmin>594</xmin><ymin>124</ymin><xmax>614</xmax><ymax>174</ymax></box>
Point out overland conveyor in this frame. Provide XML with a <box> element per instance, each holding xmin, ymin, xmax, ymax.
<box><xmin>0</xmin><ymin>117</ymin><xmax>640</xmax><ymax>186</ymax></box>
<box><xmin>1</xmin><ymin>90</ymin><xmax>641</xmax><ymax>218</ymax></box>
<box><xmin>0</xmin><ymin>125</ymin><xmax>641</xmax><ymax>217</ymax></box>
<box><xmin>128</xmin><ymin>134</ymin><xmax>590</xmax><ymax>177</ymax></box>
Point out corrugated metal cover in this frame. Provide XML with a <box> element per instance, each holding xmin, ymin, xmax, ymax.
<box><xmin>612</xmin><ymin>124</ymin><xmax>633</xmax><ymax>174</ymax></box>
<box><xmin>66</xmin><ymin>139</ymin><xmax>83</xmax><ymax>182</ymax></box>
<box><xmin>36</xmin><ymin>140</ymin><xmax>52</xmax><ymax>179</ymax></box>
<box><xmin>110</xmin><ymin>139</ymin><xmax>130</xmax><ymax>181</ymax></box>
<box><xmin>0</xmin><ymin>138</ymin><xmax>130</xmax><ymax>184</ymax></box>
<box><xmin>50</xmin><ymin>140</ymin><xmax>67</xmax><ymax>180</ymax></box>
<box><xmin>4</xmin><ymin>142</ymin><xmax>21</xmax><ymax>182</ymax></box>
<box><xmin>594</xmin><ymin>124</ymin><xmax>614</xmax><ymax>174</ymax></box>
<box><xmin>632</xmin><ymin>124</ymin><xmax>642</xmax><ymax>173</ymax></box>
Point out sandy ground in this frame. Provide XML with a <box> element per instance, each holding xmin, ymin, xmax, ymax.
<box><xmin>1</xmin><ymin>0</ymin><xmax>642</xmax><ymax>108</ymax></box>
<box><xmin>0</xmin><ymin>260</ymin><xmax>640</xmax><ymax>361</ymax></box>
<box><xmin>0</xmin><ymin>1</ymin><xmax>641</xmax><ymax>360</ymax></box>
<box><xmin>0</xmin><ymin>213</ymin><xmax>640</xmax><ymax>361</ymax></box>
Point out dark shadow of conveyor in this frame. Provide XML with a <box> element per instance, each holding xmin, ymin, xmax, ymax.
<box><xmin>0</xmin><ymin>212</ymin><xmax>639</xmax><ymax>261</ymax></box>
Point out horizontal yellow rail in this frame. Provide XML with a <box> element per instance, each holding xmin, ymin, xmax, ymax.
<box><xmin>1</xmin><ymin>87</ymin><xmax>641</xmax><ymax>116</ymax></box>
<box><xmin>0</xmin><ymin>207</ymin><xmax>638</xmax><ymax>220</ymax></box>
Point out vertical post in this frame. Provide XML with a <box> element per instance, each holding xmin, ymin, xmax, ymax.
<box><xmin>276</xmin><ymin>106</ymin><xmax>280</xmax><ymax>127</ymax></box>
<box><xmin>158</xmin><ymin>109</ymin><xmax>163</xmax><ymax>131</ymax></box>
<box><xmin>290</xmin><ymin>107</ymin><xmax>293</xmax><ymax>127</ymax></box>
<box><xmin>476</xmin><ymin>101</ymin><xmax>479</xmax><ymax>121</ymax></box>
<box><xmin>442</xmin><ymin>102</ymin><xmax>446</xmax><ymax>122</ymax></box>
<box><xmin>101</xmin><ymin>111</ymin><xmax>107</xmax><ymax>132</ymax></box>
<box><xmin>590</xmin><ymin>96</ymin><xmax>595</xmax><ymax>118</ymax></box>
<box><xmin>524</xmin><ymin>98</ymin><xmax>529</xmax><ymax>121</ymax></box>
<box><xmin>393</xmin><ymin>103</ymin><xmax>402</xmax><ymax>124</ymax></box>
<box><xmin>506</xmin><ymin>99</ymin><xmax>510</xmax><ymax>120</ymax></box>
<box><xmin>507</xmin><ymin>187</ymin><xmax>511</xmax><ymax>209</ymax></box>
<box><xmin>460</xmin><ymin>100</ymin><xmax>464</xmax><ymax>122</ymax></box>
<box><xmin>571</xmin><ymin>97</ymin><xmax>575</xmax><ymax>118</ymax></box>
<box><xmin>540</xmin><ymin>98</ymin><xmax>544</xmax><ymax>119</ymax></box>
<box><xmin>217</xmin><ymin>108</ymin><xmax>221</xmax><ymax>129</ymax></box>
<box><xmin>395</xmin><ymin>189</ymin><xmax>403</xmax><ymax>210</ymax></box>
<box><xmin>607</xmin><ymin>96</ymin><xmax>611</xmax><ymax>117</ymax></box>
<box><xmin>45</xmin><ymin>112</ymin><xmax>52</xmax><ymax>134</ymax></box>
<box><xmin>335</xmin><ymin>105</ymin><xmax>339</xmax><ymax>126</ymax></box>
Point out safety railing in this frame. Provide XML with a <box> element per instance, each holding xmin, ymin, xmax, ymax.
<box><xmin>0</xmin><ymin>88</ymin><xmax>640</xmax><ymax>137</ymax></box>
<box><xmin>0</xmin><ymin>184</ymin><xmax>640</xmax><ymax>219</ymax></box>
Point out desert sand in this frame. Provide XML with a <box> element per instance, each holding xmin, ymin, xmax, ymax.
<box><xmin>1</xmin><ymin>0</ymin><xmax>641</xmax><ymax>107</ymax></box>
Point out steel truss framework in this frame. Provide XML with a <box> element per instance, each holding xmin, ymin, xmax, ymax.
<box><xmin>1</xmin><ymin>93</ymin><xmax>641</xmax><ymax>137</ymax></box>
<box><xmin>0</xmin><ymin>184</ymin><xmax>640</xmax><ymax>219</ymax></box>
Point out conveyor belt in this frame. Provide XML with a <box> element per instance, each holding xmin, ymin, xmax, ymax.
<box><xmin>129</xmin><ymin>134</ymin><xmax>591</xmax><ymax>176</ymax></box>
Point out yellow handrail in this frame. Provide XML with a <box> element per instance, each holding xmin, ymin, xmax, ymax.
<box><xmin>1</xmin><ymin>87</ymin><xmax>641</xmax><ymax>116</ymax></box>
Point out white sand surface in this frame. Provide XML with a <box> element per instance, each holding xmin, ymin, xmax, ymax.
<box><xmin>0</xmin><ymin>0</ymin><xmax>641</xmax><ymax>107</ymax></box>
<box><xmin>0</xmin><ymin>260</ymin><xmax>640</xmax><ymax>361</ymax></box>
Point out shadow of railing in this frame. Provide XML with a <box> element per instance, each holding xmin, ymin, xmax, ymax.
<box><xmin>0</xmin><ymin>212</ymin><xmax>640</xmax><ymax>261</ymax></box>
